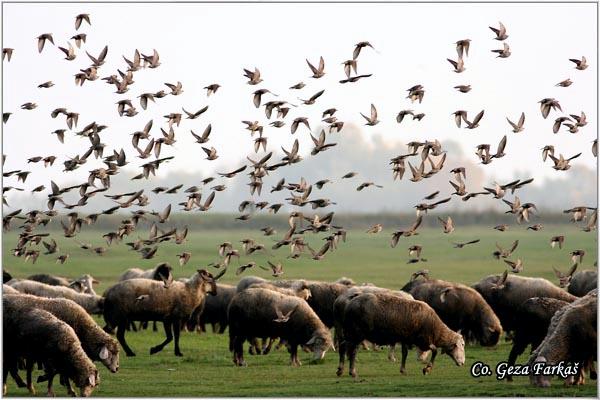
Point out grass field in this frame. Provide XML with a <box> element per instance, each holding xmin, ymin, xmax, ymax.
<box><xmin>2</xmin><ymin>225</ymin><xmax>598</xmax><ymax>397</ymax></box>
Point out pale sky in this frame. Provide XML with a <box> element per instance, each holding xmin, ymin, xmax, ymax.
<box><xmin>2</xmin><ymin>3</ymin><xmax>597</xmax><ymax>209</ymax></box>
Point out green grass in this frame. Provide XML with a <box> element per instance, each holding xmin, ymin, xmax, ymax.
<box><xmin>3</xmin><ymin>225</ymin><xmax>598</xmax><ymax>397</ymax></box>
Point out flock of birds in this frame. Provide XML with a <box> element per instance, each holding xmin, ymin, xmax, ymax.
<box><xmin>2</xmin><ymin>14</ymin><xmax>597</xmax><ymax>281</ymax></box>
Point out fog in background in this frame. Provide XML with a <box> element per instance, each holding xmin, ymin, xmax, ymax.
<box><xmin>2</xmin><ymin>3</ymin><xmax>597</xmax><ymax>215</ymax></box>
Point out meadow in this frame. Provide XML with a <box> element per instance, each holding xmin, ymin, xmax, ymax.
<box><xmin>2</xmin><ymin>224</ymin><xmax>598</xmax><ymax>397</ymax></box>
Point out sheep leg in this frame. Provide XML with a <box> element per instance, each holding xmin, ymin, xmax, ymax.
<box><xmin>422</xmin><ymin>348</ymin><xmax>438</xmax><ymax>375</ymax></box>
<box><xmin>46</xmin><ymin>371</ymin><xmax>55</xmax><ymax>397</ymax></box>
<box><xmin>400</xmin><ymin>344</ymin><xmax>409</xmax><ymax>374</ymax></box>
<box><xmin>218</xmin><ymin>321</ymin><xmax>227</xmax><ymax>334</ymax></box>
<box><xmin>289</xmin><ymin>344</ymin><xmax>301</xmax><ymax>367</ymax></box>
<box><xmin>150</xmin><ymin>320</ymin><xmax>173</xmax><ymax>355</ymax></box>
<box><xmin>232</xmin><ymin>337</ymin><xmax>246</xmax><ymax>366</ymax></box>
<box><xmin>336</xmin><ymin>340</ymin><xmax>347</xmax><ymax>376</ymax></box>
<box><xmin>590</xmin><ymin>360</ymin><xmax>597</xmax><ymax>380</ymax></box>
<box><xmin>262</xmin><ymin>337</ymin><xmax>275</xmax><ymax>355</ymax></box>
<box><xmin>25</xmin><ymin>358</ymin><xmax>36</xmax><ymax>395</ymax></box>
<box><xmin>59</xmin><ymin>374</ymin><xmax>76</xmax><ymax>397</ymax></box>
<box><xmin>117</xmin><ymin>323</ymin><xmax>136</xmax><ymax>357</ymax></box>
<box><xmin>506</xmin><ymin>340</ymin><xmax>528</xmax><ymax>382</ymax></box>
<box><xmin>173</xmin><ymin>319</ymin><xmax>183</xmax><ymax>356</ymax></box>
<box><xmin>8</xmin><ymin>365</ymin><xmax>26</xmax><ymax>388</ymax></box>
<box><xmin>388</xmin><ymin>344</ymin><xmax>397</xmax><ymax>363</ymax></box>
<box><xmin>348</xmin><ymin>342</ymin><xmax>359</xmax><ymax>378</ymax></box>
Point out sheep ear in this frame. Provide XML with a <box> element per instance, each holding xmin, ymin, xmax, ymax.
<box><xmin>69</xmin><ymin>281</ymin><xmax>83</xmax><ymax>291</ymax></box>
<box><xmin>88</xmin><ymin>374</ymin><xmax>96</xmax><ymax>387</ymax></box>
<box><xmin>306</xmin><ymin>335</ymin><xmax>317</xmax><ymax>346</ymax></box>
<box><xmin>456</xmin><ymin>329</ymin><xmax>462</xmax><ymax>337</ymax></box>
<box><xmin>439</xmin><ymin>288</ymin><xmax>451</xmax><ymax>303</ymax></box>
<box><xmin>99</xmin><ymin>346</ymin><xmax>109</xmax><ymax>360</ymax></box>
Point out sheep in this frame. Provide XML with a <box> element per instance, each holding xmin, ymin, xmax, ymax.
<box><xmin>228</xmin><ymin>287</ymin><xmax>333</xmax><ymax>367</ymax></box>
<box><xmin>26</xmin><ymin>273</ymin><xmax>99</xmax><ymax>295</ymax></box>
<box><xmin>239</xmin><ymin>277</ymin><xmax>350</xmax><ymax>329</ymax></box>
<box><xmin>3</xmin><ymin>306</ymin><xmax>99</xmax><ymax>397</ymax></box>
<box><xmin>568</xmin><ymin>269</ymin><xmax>598</xmax><ymax>296</ymax></box>
<box><xmin>334</xmin><ymin>277</ymin><xmax>356</xmax><ymax>287</ymax></box>
<box><xmin>118</xmin><ymin>263</ymin><xmax>175</xmax><ymax>331</ymax></box>
<box><xmin>503</xmin><ymin>297</ymin><xmax>569</xmax><ymax>381</ymax></box>
<box><xmin>472</xmin><ymin>273</ymin><xmax>576</xmax><ymax>333</ymax></box>
<box><xmin>119</xmin><ymin>263</ymin><xmax>173</xmax><ymax>285</ymax></box>
<box><xmin>3</xmin><ymin>293</ymin><xmax>119</xmax><ymax>395</ymax></box>
<box><xmin>333</xmin><ymin>285</ymin><xmax>418</xmax><ymax>373</ymax></box>
<box><xmin>529</xmin><ymin>290</ymin><xmax>597</xmax><ymax>387</ymax></box>
<box><xmin>3</xmin><ymin>270</ymin><xmax>13</xmax><ymax>283</ymax></box>
<box><xmin>7</xmin><ymin>279</ymin><xmax>104</xmax><ymax>314</ymax></box>
<box><xmin>248</xmin><ymin>281</ymin><xmax>313</xmax><ymax>355</ymax></box>
<box><xmin>197</xmin><ymin>283</ymin><xmax>237</xmax><ymax>334</ymax></box>
<box><xmin>339</xmin><ymin>291</ymin><xmax>465</xmax><ymax>378</ymax></box>
<box><xmin>3</xmin><ymin>284</ymin><xmax>19</xmax><ymax>294</ymax></box>
<box><xmin>402</xmin><ymin>276</ymin><xmax>503</xmax><ymax>347</ymax></box>
<box><xmin>103</xmin><ymin>269</ymin><xmax>217</xmax><ymax>357</ymax></box>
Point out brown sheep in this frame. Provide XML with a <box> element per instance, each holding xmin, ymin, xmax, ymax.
<box><xmin>402</xmin><ymin>276</ymin><xmax>503</xmax><ymax>346</ymax></box>
<box><xmin>504</xmin><ymin>297</ymin><xmax>568</xmax><ymax>381</ymax></box>
<box><xmin>3</xmin><ymin>306</ymin><xmax>99</xmax><ymax>397</ymax></box>
<box><xmin>118</xmin><ymin>263</ymin><xmax>174</xmax><ymax>332</ymax></box>
<box><xmin>228</xmin><ymin>287</ymin><xmax>333</xmax><ymax>367</ymax></box>
<box><xmin>237</xmin><ymin>276</ymin><xmax>349</xmax><ymax>328</ymax></box>
<box><xmin>472</xmin><ymin>273</ymin><xmax>576</xmax><ymax>333</ymax></box>
<box><xmin>243</xmin><ymin>280</ymin><xmax>313</xmax><ymax>355</ymax></box>
<box><xmin>568</xmin><ymin>269</ymin><xmax>597</xmax><ymax>297</ymax></box>
<box><xmin>3</xmin><ymin>293</ymin><xmax>119</xmax><ymax>395</ymax></box>
<box><xmin>103</xmin><ymin>269</ymin><xmax>216</xmax><ymax>357</ymax></box>
<box><xmin>339</xmin><ymin>291</ymin><xmax>465</xmax><ymax>378</ymax></box>
<box><xmin>529</xmin><ymin>290</ymin><xmax>597</xmax><ymax>387</ymax></box>
<box><xmin>333</xmin><ymin>286</ymin><xmax>419</xmax><ymax>374</ymax></box>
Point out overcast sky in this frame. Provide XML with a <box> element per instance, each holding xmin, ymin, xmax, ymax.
<box><xmin>2</xmin><ymin>3</ymin><xmax>597</xmax><ymax>212</ymax></box>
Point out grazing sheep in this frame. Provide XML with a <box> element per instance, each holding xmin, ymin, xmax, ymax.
<box><xmin>333</xmin><ymin>286</ymin><xmax>417</xmax><ymax>373</ymax></box>
<box><xmin>339</xmin><ymin>291</ymin><xmax>465</xmax><ymax>378</ymax></box>
<box><xmin>503</xmin><ymin>297</ymin><xmax>568</xmax><ymax>381</ymax></box>
<box><xmin>3</xmin><ymin>284</ymin><xmax>19</xmax><ymax>294</ymax></box>
<box><xmin>119</xmin><ymin>263</ymin><xmax>173</xmax><ymax>285</ymax></box>
<box><xmin>402</xmin><ymin>276</ymin><xmax>503</xmax><ymax>346</ymax></box>
<box><xmin>7</xmin><ymin>280</ymin><xmax>104</xmax><ymax>314</ymax></box>
<box><xmin>197</xmin><ymin>283</ymin><xmax>237</xmax><ymax>334</ymax></box>
<box><xmin>237</xmin><ymin>276</ymin><xmax>346</xmax><ymax>328</ymax></box>
<box><xmin>3</xmin><ymin>306</ymin><xmax>99</xmax><ymax>397</ymax></box>
<box><xmin>228</xmin><ymin>287</ymin><xmax>333</xmax><ymax>367</ymax></box>
<box><xmin>103</xmin><ymin>269</ymin><xmax>217</xmax><ymax>357</ymax></box>
<box><xmin>3</xmin><ymin>294</ymin><xmax>118</xmax><ymax>395</ymax></box>
<box><xmin>568</xmin><ymin>269</ymin><xmax>598</xmax><ymax>296</ymax></box>
<box><xmin>246</xmin><ymin>281</ymin><xmax>313</xmax><ymax>355</ymax></box>
<box><xmin>472</xmin><ymin>273</ymin><xmax>576</xmax><ymax>333</ymax></box>
<box><xmin>529</xmin><ymin>290</ymin><xmax>597</xmax><ymax>387</ymax></box>
<box><xmin>3</xmin><ymin>293</ymin><xmax>119</xmax><ymax>371</ymax></box>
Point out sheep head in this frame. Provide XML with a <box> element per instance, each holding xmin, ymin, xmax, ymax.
<box><xmin>98</xmin><ymin>342</ymin><xmax>120</xmax><ymax>373</ymax></box>
<box><xmin>197</xmin><ymin>269</ymin><xmax>217</xmax><ymax>295</ymax></box>
<box><xmin>442</xmin><ymin>333</ymin><xmax>465</xmax><ymax>366</ymax></box>
<box><xmin>306</xmin><ymin>331</ymin><xmax>333</xmax><ymax>361</ymax></box>
<box><xmin>78</xmin><ymin>369</ymin><xmax>99</xmax><ymax>397</ymax></box>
